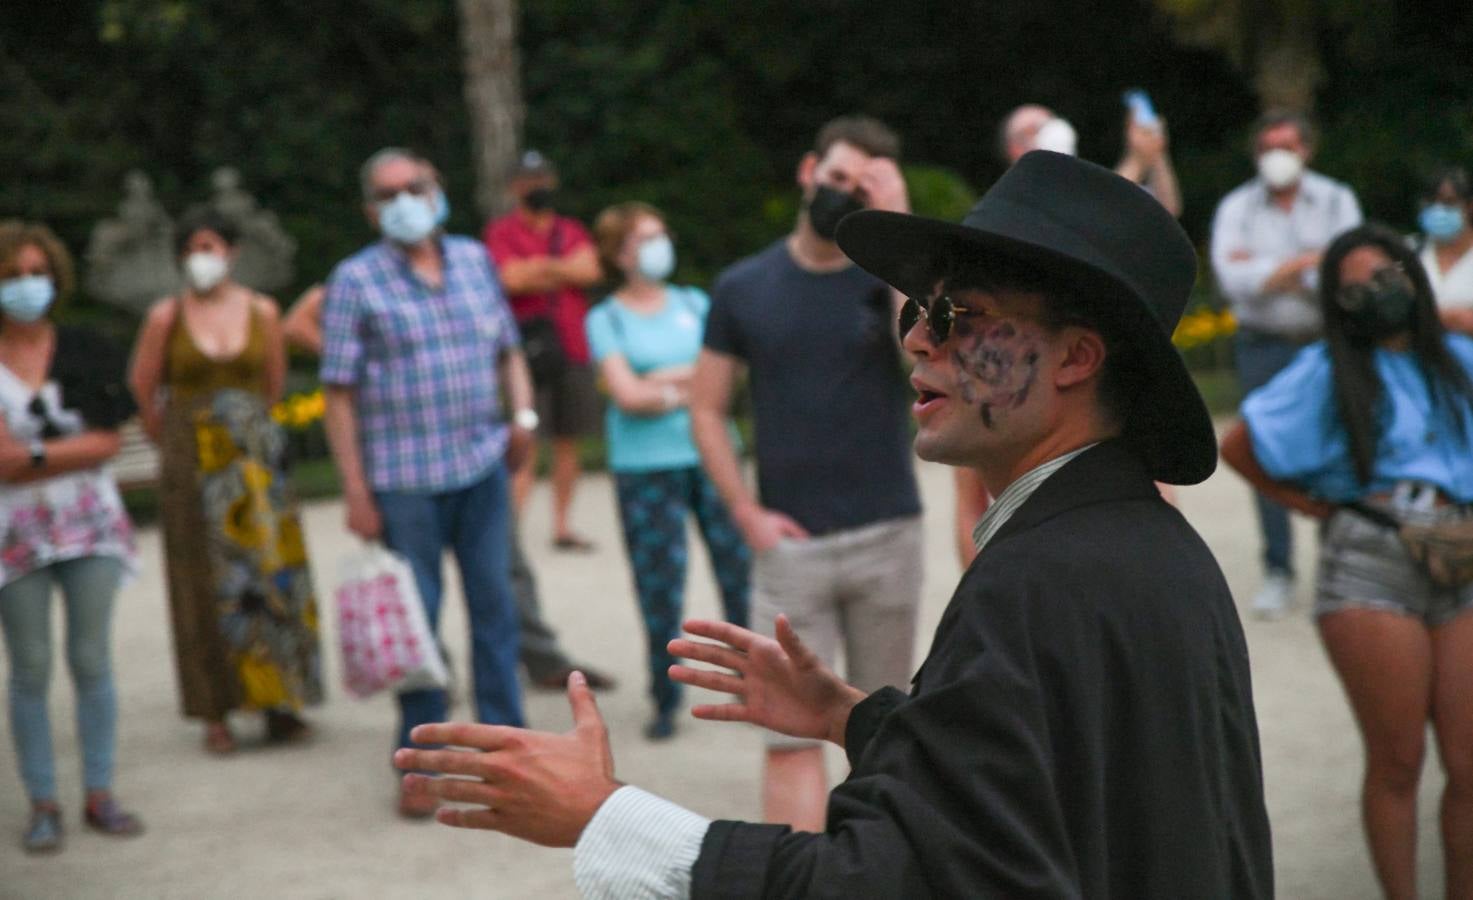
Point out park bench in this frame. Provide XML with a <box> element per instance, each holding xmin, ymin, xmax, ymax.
<box><xmin>113</xmin><ymin>419</ymin><xmax>161</xmax><ymax>490</ymax></box>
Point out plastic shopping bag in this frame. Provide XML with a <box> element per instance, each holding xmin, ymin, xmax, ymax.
<box><xmin>335</xmin><ymin>544</ymin><xmax>450</xmax><ymax>698</ymax></box>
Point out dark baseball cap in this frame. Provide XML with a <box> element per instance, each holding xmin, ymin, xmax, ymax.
<box><xmin>511</xmin><ymin>149</ymin><xmax>557</xmax><ymax>179</ymax></box>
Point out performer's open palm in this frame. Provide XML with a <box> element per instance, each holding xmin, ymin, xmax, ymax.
<box><xmin>669</xmin><ymin>615</ymin><xmax>867</xmax><ymax>746</ymax></box>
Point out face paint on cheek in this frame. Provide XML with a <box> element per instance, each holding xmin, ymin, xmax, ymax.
<box><xmin>949</xmin><ymin>321</ymin><xmax>1043</xmax><ymax>429</ymax></box>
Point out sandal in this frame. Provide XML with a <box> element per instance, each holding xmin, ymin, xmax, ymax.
<box><xmin>23</xmin><ymin>806</ymin><xmax>63</xmax><ymax>854</ymax></box>
<box><xmin>265</xmin><ymin>710</ymin><xmax>313</xmax><ymax>744</ymax></box>
<box><xmin>552</xmin><ymin>533</ymin><xmax>596</xmax><ymax>554</ymax></box>
<box><xmin>83</xmin><ymin>797</ymin><xmax>144</xmax><ymax>837</ymax></box>
<box><xmin>204</xmin><ymin>722</ymin><xmax>237</xmax><ymax>755</ymax></box>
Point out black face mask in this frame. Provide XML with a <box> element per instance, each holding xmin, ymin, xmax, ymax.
<box><xmin>1337</xmin><ymin>267</ymin><xmax>1417</xmax><ymax>342</ymax></box>
<box><xmin>806</xmin><ymin>185</ymin><xmax>865</xmax><ymax>241</ymax></box>
<box><xmin>523</xmin><ymin>187</ymin><xmax>556</xmax><ymax>213</ymax></box>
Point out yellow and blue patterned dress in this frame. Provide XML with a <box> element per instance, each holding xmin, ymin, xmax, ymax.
<box><xmin>159</xmin><ymin>301</ymin><xmax>321</xmax><ymax>719</ymax></box>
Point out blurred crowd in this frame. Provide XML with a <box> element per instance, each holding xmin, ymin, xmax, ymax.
<box><xmin>2</xmin><ymin>96</ymin><xmax>1471</xmax><ymax>899</ymax></box>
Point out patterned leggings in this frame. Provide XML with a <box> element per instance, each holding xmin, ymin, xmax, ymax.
<box><xmin>614</xmin><ymin>466</ymin><xmax>750</xmax><ymax>715</ymax></box>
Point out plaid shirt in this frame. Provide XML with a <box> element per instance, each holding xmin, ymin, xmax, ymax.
<box><xmin>321</xmin><ymin>235</ymin><xmax>520</xmax><ymax>493</ymax></box>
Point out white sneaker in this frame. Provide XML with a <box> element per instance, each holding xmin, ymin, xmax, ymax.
<box><xmin>1250</xmin><ymin>572</ymin><xmax>1294</xmax><ymax>620</ymax></box>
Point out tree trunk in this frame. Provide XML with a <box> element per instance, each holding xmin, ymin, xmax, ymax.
<box><xmin>456</xmin><ymin>0</ymin><xmax>523</xmax><ymax>219</ymax></box>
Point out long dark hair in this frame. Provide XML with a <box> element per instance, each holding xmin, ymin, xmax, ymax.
<box><xmin>1319</xmin><ymin>223</ymin><xmax>1473</xmax><ymax>484</ymax></box>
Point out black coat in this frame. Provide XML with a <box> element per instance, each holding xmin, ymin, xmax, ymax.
<box><xmin>692</xmin><ymin>441</ymin><xmax>1273</xmax><ymax>899</ymax></box>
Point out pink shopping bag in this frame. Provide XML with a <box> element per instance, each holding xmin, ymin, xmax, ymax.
<box><xmin>335</xmin><ymin>545</ymin><xmax>450</xmax><ymax>698</ymax></box>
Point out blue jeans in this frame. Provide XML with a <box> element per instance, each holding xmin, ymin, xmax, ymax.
<box><xmin>0</xmin><ymin>555</ymin><xmax>125</xmax><ymax>802</ymax></box>
<box><xmin>614</xmin><ymin>467</ymin><xmax>750</xmax><ymax>716</ymax></box>
<box><xmin>1235</xmin><ymin>330</ymin><xmax>1308</xmax><ymax>576</ymax></box>
<box><xmin>376</xmin><ymin>464</ymin><xmax>524</xmax><ymax>752</ymax></box>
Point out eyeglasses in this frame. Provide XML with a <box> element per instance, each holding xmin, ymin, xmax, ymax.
<box><xmin>898</xmin><ymin>294</ymin><xmax>981</xmax><ymax>344</ymax></box>
<box><xmin>370</xmin><ymin>179</ymin><xmax>434</xmax><ymax>204</ymax></box>
<box><xmin>28</xmin><ymin>395</ymin><xmax>62</xmax><ymax>439</ymax></box>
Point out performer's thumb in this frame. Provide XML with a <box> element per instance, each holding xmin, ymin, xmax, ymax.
<box><xmin>567</xmin><ymin>671</ymin><xmax>603</xmax><ymax>730</ymax></box>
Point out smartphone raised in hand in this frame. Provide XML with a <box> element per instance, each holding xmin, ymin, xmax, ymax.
<box><xmin>1123</xmin><ymin>89</ymin><xmax>1160</xmax><ymax>130</ymax></box>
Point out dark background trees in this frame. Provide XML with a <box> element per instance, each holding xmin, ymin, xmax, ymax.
<box><xmin>2</xmin><ymin>0</ymin><xmax>1471</xmax><ymax>306</ymax></box>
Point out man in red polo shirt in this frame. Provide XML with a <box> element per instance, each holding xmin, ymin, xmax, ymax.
<box><xmin>484</xmin><ymin>151</ymin><xmax>604</xmax><ymax>551</ymax></box>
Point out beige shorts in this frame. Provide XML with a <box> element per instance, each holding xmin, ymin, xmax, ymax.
<box><xmin>751</xmin><ymin>515</ymin><xmax>923</xmax><ymax>750</ymax></box>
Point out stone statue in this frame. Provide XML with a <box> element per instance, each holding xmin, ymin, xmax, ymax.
<box><xmin>85</xmin><ymin>170</ymin><xmax>179</xmax><ymax>314</ymax></box>
<box><xmin>203</xmin><ymin>167</ymin><xmax>296</xmax><ymax>294</ymax></box>
<box><xmin>86</xmin><ymin>168</ymin><xmax>297</xmax><ymax>314</ymax></box>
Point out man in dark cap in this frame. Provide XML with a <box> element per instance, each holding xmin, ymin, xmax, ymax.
<box><xmin>394</xmin><ymin>151</ymin><xmax>1274</xmax><ymax>898</ymax></box>
<box><xmin>484</xmin><ymin>150</ymin><xmax>605</xmax><ymax>552</ymax></box>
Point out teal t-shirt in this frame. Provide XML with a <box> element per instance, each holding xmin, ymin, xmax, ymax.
<box><xmin>586</xmin><ymin>285</ymin><xmax>711</xmax><ymax>473</ymax></box>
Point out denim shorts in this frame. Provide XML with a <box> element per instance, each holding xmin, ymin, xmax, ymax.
<box><xmin>1316</xmin><ymin>499</ymin><xmax>1473</xmax><ymax>626</ymax></box>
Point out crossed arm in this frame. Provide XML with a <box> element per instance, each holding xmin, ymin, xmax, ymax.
<box><xmin>393</xmin><ymin>615</ymin><xmax>866</xmax><ymax>846</ymax></box>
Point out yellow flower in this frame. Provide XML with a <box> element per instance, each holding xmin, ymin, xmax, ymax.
<box><xmin>269</xmin><ymin>388</ymin><xmax>327</xmax><ymax>431</ymax></box>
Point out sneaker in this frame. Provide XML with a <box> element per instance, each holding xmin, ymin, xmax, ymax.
<box><xmin>1251</xmin><ymin>572</ymin><xmax>1294</xmax><ymax>620</ymax></box>
<box><xmin>23</xmin><ymin>806</ymin><xmax>63</xmax><ymax>854</ymax></box>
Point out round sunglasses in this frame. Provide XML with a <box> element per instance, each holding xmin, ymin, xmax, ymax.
<box><xmin>898</xmin><ymin>294</ymin><xmax>981</xmax><ymax>344</ymax></box>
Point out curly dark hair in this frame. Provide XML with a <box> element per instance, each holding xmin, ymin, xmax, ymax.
<box><xmin>173</xmin><ymin>208</ymin><xmax>239</xmax><ymax>259</ymax></box>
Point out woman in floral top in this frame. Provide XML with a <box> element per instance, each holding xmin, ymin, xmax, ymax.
<box><xmin>0</xmin><ymin>221</ymin><xmax>142</xmax><ymax>853</ymax></box>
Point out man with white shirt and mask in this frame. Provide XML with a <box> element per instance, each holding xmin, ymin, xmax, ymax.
<box><xmin>392</xmin><ymin>151</ymin><xmax>1273</xmax><ymax>899</ymax></box>
<box><xmin>1211</xmin><ymin>110</ymin><xmax>1363</xmax><ymax>619</ymax></box>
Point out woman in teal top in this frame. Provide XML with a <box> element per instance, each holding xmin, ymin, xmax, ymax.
<box><xmin>1221</xmin><ymin>223</ymin><xmax>1473</xmax><ymax>900</ymax></box>
<box><xmin>587</xmin><ymin>202</ymin><xmax>749</xmax><ymax>740</ymax></box>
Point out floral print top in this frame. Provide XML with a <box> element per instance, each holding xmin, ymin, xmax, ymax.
<box><xmin>0</xmin><ymin>361</ymin><xmax>137</xmax><ymax>590</ymax></box>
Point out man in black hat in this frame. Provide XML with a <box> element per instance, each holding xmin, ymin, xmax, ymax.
<box><xmin>392</xmin><ymin>151</ymin><xmax>1274</xmax><ymax>898</ymax></box>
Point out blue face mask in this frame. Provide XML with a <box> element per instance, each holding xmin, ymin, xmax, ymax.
<box><xmin>378</xmin><ymin>192</ymin><xmax>438</xmax><ymax>245</ymax></box>
<box><xmin>1420</xmin><ymin>203</ymin><xmax>1466</xmax><ymax>244</ymax></box>
<box><xmin>432</xmin><ymin>188</ymin><xmax>449</xmax><ymax>227</ymax></box>
<box><xmin>0</xmin><ymin>275</ymin><xmax>56</xmax><ymax>323</ymax></box>
<box><xmin>635</xmin><ymin>234</ymin><xmax>675</xmax><ymax>282</ymax></box>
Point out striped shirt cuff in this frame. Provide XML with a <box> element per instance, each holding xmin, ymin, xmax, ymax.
<box><xmin>573</xmin><ymin>786</ymin><xmax>711</xmax><ymax>900</ymax></box>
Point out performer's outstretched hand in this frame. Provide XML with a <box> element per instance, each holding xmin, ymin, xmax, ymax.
<box><xmin>669</xmin><ymin>615</ymin><xmax>868</xmax><ymax>747</ymax></box>
<box><xmin>392</xmin><ymin>671</ymin><xmax>619</xmax><ymax>847</ymax></box>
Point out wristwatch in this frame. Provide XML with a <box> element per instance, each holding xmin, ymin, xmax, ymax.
<box><xmin>513</xmin><ymin>408</ymin><xmax>540</xmax><ymax>431</ymax></box>
<box><xmin>28</xmin><ymin>439</ymin><xmax>46</xmax><ymax>469</ymax></box>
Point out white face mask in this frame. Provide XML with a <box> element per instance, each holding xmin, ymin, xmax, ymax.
<box><xmin>1033</xmin><ymin>117</ymin><xmax>1078</xmax><ymax>156</ymax></box>
<box><xmin>185</xmin><ymin>252</ymin><xmax>230</xmax><ymax>292</ymax></box>
<box><xmin>1257</xmin><ymin>148</ymin><xmax>1304</xmax><ymax>190</ymax></box>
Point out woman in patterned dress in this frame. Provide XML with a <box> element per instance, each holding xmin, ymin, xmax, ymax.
<box><xmin>0</xmin><ymin>220</ymin><xmax>143</xmax><ymax>852</ymax></box>
<box><xmin>128</xmin><ymin>210</ymin><xmax>321</xmax><ymax>755</ymax></box>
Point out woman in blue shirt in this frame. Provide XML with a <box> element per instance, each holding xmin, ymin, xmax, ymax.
<box><xmin>1221</xmin><ymin>223</ymin><xmax>1473</xmax><ymax>900</ymax></box>
<box><xmin>586</xmin><ymin>203</ymin><xmax>750</xmax><ymax>740</ymax></box>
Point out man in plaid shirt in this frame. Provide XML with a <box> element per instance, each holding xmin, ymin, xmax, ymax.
<box><xmin>321</xmin><ymin>148</ymin><xmax>537</xmax><ymax>819</ymax></box>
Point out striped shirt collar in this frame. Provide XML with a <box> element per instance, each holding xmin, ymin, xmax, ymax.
<box><xmin>971</xmin><ymin>443</ymin><xmax>1101</xmax><ymax>554</ymax></box>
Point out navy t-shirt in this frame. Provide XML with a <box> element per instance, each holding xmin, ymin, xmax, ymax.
<box><xmin>705</xmin><ymin>239</ymin><xmax>921</xmax><ymax>535</ymax></box>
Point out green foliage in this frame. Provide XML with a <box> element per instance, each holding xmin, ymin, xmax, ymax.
<box><xmin>2</xmin><ymin>0</ymin><xmax>1471</xmax><ymax>321</ymax></box>
<box><xmin>905</xmin><ymin>165</ymin><xmax>977</xmax><ymax>222</ymax></box>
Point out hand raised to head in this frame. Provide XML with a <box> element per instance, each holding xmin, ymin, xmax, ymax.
<box><xmin>669</xmin><ymin>615</ymin><xmax>867</xmax><ymax>747</ymax></box>
<box><xmin>857</xmin><ymin>156</ymin><xmax>910</xmax><ymax>214</ymax></box>
<box><xmin>393</xmin><ymin>671</ymin><xmax>620</xmax><ymax>848</ymax></box>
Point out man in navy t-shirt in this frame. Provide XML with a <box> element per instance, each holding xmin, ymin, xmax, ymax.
<box><xmin>690</xmin><ymin>115</ymin><xmax>923</xmax><ymax>830</ymax></box>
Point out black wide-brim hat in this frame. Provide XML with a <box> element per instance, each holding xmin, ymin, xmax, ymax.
<box><xmin>836</xmin><ymin>150</ymin><xmax>1215</xmax><ymax>485</ymax></box>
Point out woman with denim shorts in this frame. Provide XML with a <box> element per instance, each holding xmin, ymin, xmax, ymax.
<box><xmin>1222</xmin><ymin>223</ymin><xmax>1473</xmax><ymax>900</ymax></box>
<box><xmin>0</xmin><ymin>221</ymin><xmax>143</xmax><ymax>853</ymax></box>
